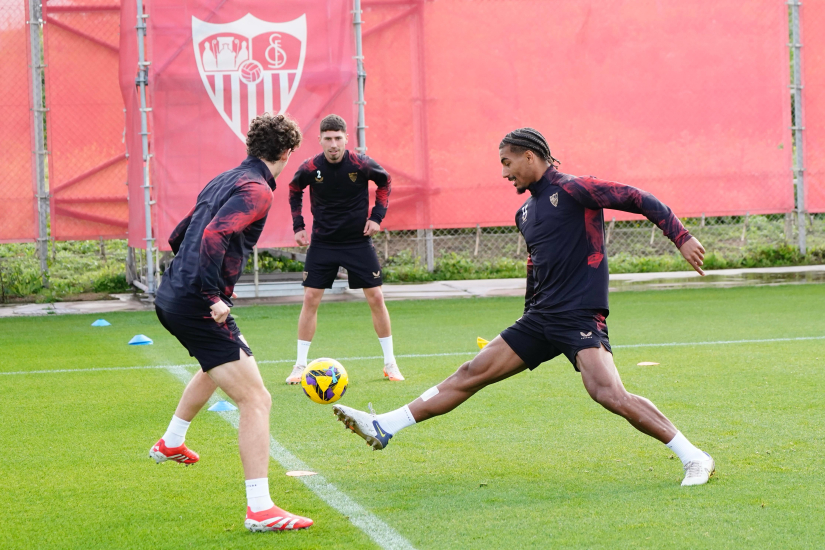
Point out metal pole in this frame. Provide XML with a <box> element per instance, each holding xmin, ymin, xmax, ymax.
<box><xmin>136</xmin><ymin>0</ymin><xmax>155</xmax><ymax>292</ymax></box>
<box><xmin>253</xmin><ymin>245</ymin><xmax>259</xmax><ymax>298</ymax></box>
<box><xmin>28</xmin><ymin>0</ymin><xmax>49</xmax><ymax>288</ymax></box>
<box><xmin>353</xmin><ymin>0</ymin><xmax>367</xmax><ymax>153</ymax></box>
<box><xmin>789</xmin><ymin>0</ymin><xmax>807</xmax><ymax>254</ymax></box>
<box><xmin>425</xmin><ymin>228</ymin><xmax>434</xmax><ymax>272</ymax></box>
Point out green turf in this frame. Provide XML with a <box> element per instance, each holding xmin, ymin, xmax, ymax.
<box><xmin>1</xmin><ymin>285</ymin><xmax>824</xmax><ymax>549</ymax></box>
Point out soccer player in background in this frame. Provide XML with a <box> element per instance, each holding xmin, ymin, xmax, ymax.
<box><xmin>286</xmin><ymin>114</ymin><xmax>405</xmax><ymax>383</ymax></box>
<box><xmin>332</xmin><ymin>128</ymin><xmax>716</xmax><ymax>487</ymax></box>
<box><xmin>149</xmin><ymin>114</ymin><xmax>314</xmax><ymax>532</ymax></box>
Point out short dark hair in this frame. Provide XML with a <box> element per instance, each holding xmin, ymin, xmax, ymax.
<box><xmin>500</xmin><ymin>127</ymin><xmax>560</xmax><ymax>166</ymax></box>
<box><xmin>246</xmin><ymin>113</ymin><xmax>302</xmax><ymax>162</ymax></box>
<box><xmin>320</xmin><ymin>114</ymin><xmax>347</xmax><ymax>133</ymax></box>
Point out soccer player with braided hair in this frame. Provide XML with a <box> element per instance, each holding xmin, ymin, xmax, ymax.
<box><xmin>149</xmin><ymin>113</ymin><xmax>315</xmax><ymax>532</ymax></box>
<box><xmin>332</xmin><ymin>127</ymin><xmax>715</xmax><ymax>488</ymax></box>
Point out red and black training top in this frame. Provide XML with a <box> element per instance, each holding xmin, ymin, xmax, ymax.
<box><xmin>155</xmin><ymin>156</ymin><xmax>275</xmax><ymax>315</ymax></box>
<box><xmin>289</xmin><ymin>150</ymin><xmax>391</xmax><ymax>246</ymax></box>
<box><xmin>517</xmin><ymin>167</ymin><xmax>692</xmax><ymax>314</ymax></box>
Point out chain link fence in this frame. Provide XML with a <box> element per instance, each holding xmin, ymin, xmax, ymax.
<box><xmin>367</xmin><ymin>213</ymin><xmax>825</xmax><ymax>277</ymax></box>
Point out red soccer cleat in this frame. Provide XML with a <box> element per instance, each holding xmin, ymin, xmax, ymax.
<box><xmin>244</xmin><ymin>505</ymin><xmax>314</xmax><ymax>532</ymax></box>
<box><xmin>148</xmin><ymin>438</ymin><xmax>199</xmax><ymax>465</ymax></box>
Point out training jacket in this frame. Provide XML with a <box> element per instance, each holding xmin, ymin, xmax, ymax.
<box><xmin>517</xmin><ymin>167</ymin><xmax>692</xmax><ymax>314</ymax></box>
<box><xmin>155</xmin><ymin>156</ymin><xmax>275</xmax><ymax>315</ymax></box>
<box><xmin>289</xmin><ymin>150</ymin><xmax>391</xmax><ymax>246</ymax></box>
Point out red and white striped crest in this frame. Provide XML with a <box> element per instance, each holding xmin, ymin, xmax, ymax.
<box><xmin>192</xmin><ymin>13</ymin><xmax>306</xmax><ymax>142</ymax></box>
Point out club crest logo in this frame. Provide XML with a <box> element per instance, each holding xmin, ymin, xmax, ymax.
<box><xmin>550</xmin><ymin>193</ymin><xmax>558</xmax><ymax>207</ymax></box>
<box><xmin>192</xmin><ymin>14</ymin><xmax>307</xmax><ymax>142</ymax></box>
<box><xmin>349</xmin><ymin>172</ymin><xmax>358</xmax><ymax>182</ymax></box>
<box><xmin>521</xmin><ymin>202</ymin><xmax>529</xmax><ymax>223</ymax></box>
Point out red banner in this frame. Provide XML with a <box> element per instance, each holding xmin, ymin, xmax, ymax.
<box><xmin>362</xmin><ymin>0</ymin><xmax>793</xmax><ymax>228</ymax></box>
<box><xmin>123</xmin><ymin>0</ymin><xmax>356</xmax><ymax>250</ymax></box>
<box><xmin>802</xmin><ymin>1</ymin><xmax>825</xmax><ymax>213</ymax></box>
<box><xmin>43</xmin><ymin>0</ymin><xmax>128</xmax><ymax>241</ymax></box>
<box><xmin>0</xmin><ymin>0</ymin><xmax>36</xmax><ymax>243</ymax></box>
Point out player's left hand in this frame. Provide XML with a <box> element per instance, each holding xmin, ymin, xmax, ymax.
<box><xmin>210</xmin><ymin>300</ymin><xmax>231</xmax><ymax>324</ymax></box>
<box><xmin>364</xmin><ymin>219</ymin><xmax>380</xmax><ymax>236</ymax></box>
<box><xmin>680</xmin><ymin>237</ymin><xmax>706</xmax><ymax>276</ymax></box>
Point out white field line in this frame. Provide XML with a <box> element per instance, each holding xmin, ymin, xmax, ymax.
<box><xmin>2</xmin><ymin>335</ymin><xmax>824</xmax><ymax>377</ymax></box>
<box><xmin>164</xmin><ymin>365</ymin><xmax>416</xmax><ymax>550</ymax></box>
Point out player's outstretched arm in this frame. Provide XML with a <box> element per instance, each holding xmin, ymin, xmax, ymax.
<box><xmin>560</xmin><ymin>176</ymin><xmax>693</xmax><ymax>252</ymax></box>
<box><xmin>679</xmin><ymin>237</ymin><xmax>706</xmax><ymax>276</ymax></box>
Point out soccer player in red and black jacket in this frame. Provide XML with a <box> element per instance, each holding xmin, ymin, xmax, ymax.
<box><xmin>286</xmin><ymin>114</ymin><xmax>404</xmax><ymax>383</ymax></box>
<box><xmin>150</xmin><ymin>114</ymin><xmax>314</xmax><ymax>532</ymax></box>
<box><xmin>332</xmin><ymin>128</ymin><xmax>715</xmax><ymax>488</ymax></box>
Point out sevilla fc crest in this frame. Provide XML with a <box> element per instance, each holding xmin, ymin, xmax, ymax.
<box><xmin>192</xmin><ymin>14</ymin><xmax>307</xmax><ymax>142</ymax></box>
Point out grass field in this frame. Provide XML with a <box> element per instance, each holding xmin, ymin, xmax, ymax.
<box><xmin>1</xmin><ymin>285</ymin><xmax>824</xmax><ymax>549</ymax></box>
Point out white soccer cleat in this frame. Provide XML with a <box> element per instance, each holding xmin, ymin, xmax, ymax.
<box><xmin>332</xmin><ymin>403</ymin><xmax>393</xmax><ymax>450</ymax></box>
<box><xmin>681</xmin><ymin>452</ymin><xmax>715</xmax><ymax>486</ymax></box>
<box><xmin>383</xmin><ymin>362</ymin><xmax>405</xmax><ymax>381</ymax></box>
<box><xmin>286</xmin><ymin>364</ymin><xmax>305</xmax><ymax>385</ymax></box>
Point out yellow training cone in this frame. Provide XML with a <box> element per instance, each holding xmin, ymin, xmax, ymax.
<box><xmin>477</xmin><ymin>337</ymin><xmax>489</xmax><ymax>349</ymax></box>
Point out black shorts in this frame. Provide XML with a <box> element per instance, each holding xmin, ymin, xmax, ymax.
<box><xmin>303</xmin><ymin>242</ymin><xmax>383</xmax><ymax>289</ymax></box>
<box><xmin>155</xmin><ymin>306</ymin><xmax>253</xmax><ymax>372</ymax></box>
<box><xmin>499</xmin><ymin>309</ymin><xmax>611</xmax><ymax>371</ymax></box>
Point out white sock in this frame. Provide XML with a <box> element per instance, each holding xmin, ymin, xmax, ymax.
<box><xmin>378</xmin><ymin>336</ymin><xmax>396</xmax><ymax>365</ymax></box>
<box><xmin>376</xmin><ymin>405</ymin><xmax>415</xmax><ymax>435</ymax></box>
<box><xmin>245</xmin><ymin>478</ymin><xmax>275</xmax><ymax>513</ymax></box>
<box><xmin>665</xmin><ymin>431</ymin><xmax>706</xmax><ymax>465</ymax></box>
<box><xmin>297</xmin><ymin>339</ymin><xmax>311</xmax><ymax>366</ymax></box>
<box><xmin>162</xmin><ymin>415</ymin><xmax>190</xmax><ymax>448</ymax></box>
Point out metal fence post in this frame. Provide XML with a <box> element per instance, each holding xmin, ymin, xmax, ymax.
<box><xmin>353</xmin><ymin>0</ymin><xmax>367</xmax><ymax>154</ymax></box>
<box><xmin>425</xmin><ymin>228</ymin><xmax>434</xmax><ymax>272</ymax></box>
<box><xmin>28</xmin><ymin>0</ymin><xmax>49</xmax><ymax>288</ymax></box>
<box><xmin>789</xmin><ymin>0</ymin><xmax>807</xmax><ymax>254</ymax></box>
<box><xmin>253</xmin><ymin>245</ymin><xmax>259</xmax><ymax>298</ymax></box>
<box><xmin>136</xmin><ymin>0</ymin><xmax>155</xmax><ymax>293</ymax></box>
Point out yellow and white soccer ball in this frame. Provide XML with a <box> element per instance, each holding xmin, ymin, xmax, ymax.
<box><xmin>300</xmin><ymin>358</ymin><xmax>349</xmax><ymax>405</ymax></box>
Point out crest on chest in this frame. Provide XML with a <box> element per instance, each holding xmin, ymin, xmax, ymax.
<box><xmin>348</xmin><ymin>172</ymin><xmax>358</xmax><ymax>182</ymax></box>
<box><xmin>550</xmin><ymin>192</ymin><xmax>558</xmax><ymax>207</ymax></box>
<box><xmin>521</xmin><ymin>202</ymin><xmax>529</xmax><ymax>223</ymax></box>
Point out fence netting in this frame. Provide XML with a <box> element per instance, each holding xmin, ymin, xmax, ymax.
<box><xmin>803</xmin><ymin>0</ymin><xmax>825</xmax><ymax>214</ymax></box>
<box><xmin>43</xmin><ymin>0</ymin><xmax>128</xmax><ymax>241</ymax></box>
<box><xmin>0</xmin><ymin>0</ymin><xmax>37</xmax><ymax>243</ymax></box>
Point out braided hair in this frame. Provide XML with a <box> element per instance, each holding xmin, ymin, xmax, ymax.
<box><xmin>499</xmin><ymin>128</ymin><xmax>560</xmax><ymax>167</ymax></box>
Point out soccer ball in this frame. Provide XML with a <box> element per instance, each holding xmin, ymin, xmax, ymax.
<box><xmin>238</xmin><ymin>60</ymin><xmax>263</xmax><ymax>84</ymax></box>
<box><xmin>300</xmin><ymin>358</ymin><xmax>348</xmax><ymax>405</ymax></box>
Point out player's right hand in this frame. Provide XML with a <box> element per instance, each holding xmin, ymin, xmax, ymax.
<box><xmin>295</xmin><ymin>230</ymin><xmax>309</xmax><ymax>246</ymax></box>
<box><xmin>210</xmin><ymin>300</ymin><xmax>231</xmax><ymax>324</ymax></box>
<box><xmin>679</xmin><ymin>237</ymin><xmax>706</xmax><ymax>276</ymax></box>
